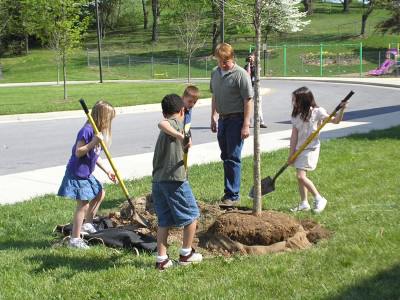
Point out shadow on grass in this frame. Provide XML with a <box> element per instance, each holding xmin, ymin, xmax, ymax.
<box><xmin>330</xmin><ymin>263</ymin><xmax>400</xmax><ymax>300</ymax></box>
<box><xmin>28</xmin><ymin>252</ymin><xmax>151</xmax><ymax>275</ymax></box>
<box><xmin>344</xmin><ymin>125</ymin><xmax>400</xmax><ymax>140</ymax></box>
<box><xmin>0</xmin><ymin>239</ymin><xmax>50</xmax><ymax>250</ymax></box>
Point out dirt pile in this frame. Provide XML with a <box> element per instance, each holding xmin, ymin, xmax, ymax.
<box><xmin>111</xmin><ymin>195</ymin><xmax>331</xmax><ymax>255</ymax></box>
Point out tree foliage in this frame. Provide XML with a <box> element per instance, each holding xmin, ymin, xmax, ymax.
<box><xmin>377</xmin><ymin>0</ymin><xmax>400</xmax><ymax>33</ymax></box>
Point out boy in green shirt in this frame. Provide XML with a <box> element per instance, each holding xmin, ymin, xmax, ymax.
<box><xmin>152</xmin><ymin>94</ymin><xmax>202</xmax><ymax>270</ymax></box>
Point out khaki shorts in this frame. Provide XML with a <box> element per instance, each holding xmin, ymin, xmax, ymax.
<box><xmin>294</xmin><ymin>147</ymin><xmax>320</xmax><ymax>171</ymax></box>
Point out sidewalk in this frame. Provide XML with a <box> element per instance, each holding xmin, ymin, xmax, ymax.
<box><xmin>1</xmin><ymin>78</ymin><xmax>399</xmax><ymax>205</ymax></box>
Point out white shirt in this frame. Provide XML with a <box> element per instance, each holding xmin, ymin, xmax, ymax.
<box><xmin>291</xmin><ymin>107</ymin><xmax>329</xmax><ymax>150</ymax></box>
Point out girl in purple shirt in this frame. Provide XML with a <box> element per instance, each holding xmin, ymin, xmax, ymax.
<box><xmin>58</xmin><ymin>100</ymin><xmax>116</xmax><ymax>249</ymax></box>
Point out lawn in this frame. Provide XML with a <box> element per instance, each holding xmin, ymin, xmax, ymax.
<box><xmin>0</xmin><ymin>82</ymin><xmax>211</xmax><ymax>115</ymax></box>
<box><xmin>0</xmin><ymin>126</ymin><xmax>399</xmax><ymax>299</ymax></box>
<box><xmin>0</xmin><ymin>3</ymin><xmax>398</xmax><ymax>83</ymax></box>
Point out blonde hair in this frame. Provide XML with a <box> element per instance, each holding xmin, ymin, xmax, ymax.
<box><xmin>91</xmin><ymin>100</ymin><xmax>115</xmax><ymax>146</ymax></box>
<box><xmin>214</xmin><ymin>43</ymin><xmax>235</xmax><ymax>61</ymax></box>
<box><xmin>183</xmin><ymin>85</ymin><xmax>200</xmax><ymax>100</ymax></box>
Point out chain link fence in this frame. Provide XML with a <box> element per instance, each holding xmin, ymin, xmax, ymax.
<box><xmin>86</xmin><ymin>50</ymin><xmax>218</xmax><ymax>79</ymax></box>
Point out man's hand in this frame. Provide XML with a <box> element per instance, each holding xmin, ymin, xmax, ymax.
<box><xmin>211</xmin><ymin>116</ymin><xmax>218</xmax><ymax>133</ymax></box>
<box><xmin>241</xmin><ymin>124</ymin><xmax>250</xmax><ymax>139</ymax></box>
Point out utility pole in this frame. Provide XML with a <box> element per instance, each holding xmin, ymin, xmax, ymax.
<box><xmin>220</xmin><ymin>0</ymin><xmax>225</xmax><ymax>43</ymax></box>
<box><xmin>95</xmin><ymin>0</ymin><xmax>103</xmax><ymax>83</ymax></box>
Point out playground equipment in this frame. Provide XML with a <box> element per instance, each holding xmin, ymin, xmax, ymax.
<box><xmin>368</xmin><ymin>44</ymin><xmax>399</xmax><ymax>76</ymax></box>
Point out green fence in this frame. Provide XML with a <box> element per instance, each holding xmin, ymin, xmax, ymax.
<box><xmin>86</xmin><ymin>42</ymin><xmax>400</xmax><ymax>79</ymax></box>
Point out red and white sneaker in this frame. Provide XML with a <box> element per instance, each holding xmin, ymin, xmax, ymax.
<box><xmin>179</xmin><ymin>248</ymin><xmax>203</xmax><ymax>266</ymax></box>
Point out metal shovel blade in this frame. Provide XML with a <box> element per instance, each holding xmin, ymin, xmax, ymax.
<box><xmin>126</xmin><ymin>198</ymin><xmax>150</xmax><ymax>228</ymax></box>
<box><xmin>248</xmin><ymin>176</ymin><xmax>276</xmax><ymax>199</ymax></box>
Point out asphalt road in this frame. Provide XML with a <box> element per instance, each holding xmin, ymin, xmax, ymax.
<box><xmin>1</xmin><ymin>79</ymin><xmax>399</xmax><ymax>176</ymax></box>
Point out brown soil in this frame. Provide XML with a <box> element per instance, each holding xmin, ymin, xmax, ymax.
<box><xmin>110</xmin><ymin>194</ymin><xmax>331</xmax><ymax>256</ymax></box>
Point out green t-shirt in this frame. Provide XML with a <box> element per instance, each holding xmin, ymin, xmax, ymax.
<box><xmin>210</xmin><ymin>64</ymin><xmax>254</xmax><ymax>114</ymax></box>
<box><xmin>152</xmin><ymin>117</ymin><xmax>186</xmax><ymax>182</ymax></box>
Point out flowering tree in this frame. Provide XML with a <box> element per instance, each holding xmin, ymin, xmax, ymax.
<box><xmin>215</xmin><ymin>0</ymin><xmax>310</xmax><ymax>215</ymax></box>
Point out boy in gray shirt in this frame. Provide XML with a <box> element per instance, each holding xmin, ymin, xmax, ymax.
<box><xmin>152</xmin><ymin>94</ymin><xmax>202</xmax><ymax>270</ymax></box>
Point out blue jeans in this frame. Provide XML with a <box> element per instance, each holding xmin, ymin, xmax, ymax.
<box><xmin>152</xmin><ymin>181</ymin><xmax>200</xmax><ymax>227</ymax></box>
<box><xmin>217</xmin><ymin>115</ymin><xmax>244</xmax><ymax>201</ymax></box>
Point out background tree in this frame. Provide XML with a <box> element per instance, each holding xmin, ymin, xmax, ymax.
<box><xmin>361</xmin><ymin>0</ymin><xmax>375</xmax><ymax>36</ymax></box>
<box><xmin>97</xmin><ymin>0</ymin><xmax>121</xmax><ymax>38</ymax></box>
<box><xmin>377</xmin><ymin>0</ymin><xmax>400</xmax><ymax>34</ymax></box>
<box><xmin>0</xmin><ymin>0</ymin><xmax>35</xmax><ymax>56</ymax></box>
<box><xmin>172</xmin><ymin>1</ymin><xmax>209</xmax><ymax>83</ymax></box>
<box><xmin>141</xmin><ymin>0</ymin><xmax>148</xmax><ymax>29</ymax></box>
<box><xmin>342</xmin><ymin>0</ymin><xmax>350</xmax><ymax>12</ymax></box>
<box><xmin>302</xmin><ymin>0</ymin><xmax>313</xmax><ymax>15</ymax></box>
<box><xmin>32</xmin><ymin>0</ymin><xmax>90</xmax><ymax>99</ymax></box>
<box><xmin>151</xmin><ymin>0</ymin><xmax>160</xmax><ymax>42</ymax></box>
<box><xmin>211</xmin><ymin>0</ymin><xmax>220</xmax><ymax>53</ymax></box>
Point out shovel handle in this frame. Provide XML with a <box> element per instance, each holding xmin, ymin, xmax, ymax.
<box><xmin>79</xmin><ymin>99</ymin><xmax>132</xmax><ymax>204</ymax></box>
<box><xmin>334</xmin><ymin>90</ymin><xmax>354</xmax><ymax>112</ymax></box>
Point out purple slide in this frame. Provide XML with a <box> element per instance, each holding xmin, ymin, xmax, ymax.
<box><xmin>368</xmin><ymin>59</ymin><xmax>395</xmax><ymax>76</ymax></box>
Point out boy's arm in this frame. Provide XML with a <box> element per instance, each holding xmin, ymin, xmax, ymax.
<box><xmin>158</xmin><ymin>120</ymin><xmax>184</xmax><ymax>141</ymax></box>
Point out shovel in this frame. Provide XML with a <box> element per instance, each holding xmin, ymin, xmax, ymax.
<box><xmin>182</xmin><ymin>115</ymin><xmax>191</xmax><ymax>176</ymax></box>
<box><xmin>79</xmin><ymin>99</ymin><xmax>149</xmax><ymax>227</ymax></box>
<box><xmin>249</xmin><ymin>90</ymin><xmax>354</xmax><ymax>198</ymax></box>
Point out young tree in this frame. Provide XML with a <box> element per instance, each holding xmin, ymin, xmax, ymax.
<box><xmin>32</xmin><ymin>0</ymin><xmax>89</xmax><ymax>99</ymax></box>
<box><xmin>216</xmin><ymin>0</ymin><xmax>310</xmax><ymax>215</ymax></box>
<box><xmin>173</xmin><ymin>1</ymin><xmax>209</xmax><ymax>83</ymax></box>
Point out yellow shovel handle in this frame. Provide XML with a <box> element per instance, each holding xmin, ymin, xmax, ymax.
<box><xmin>79</xmin><ymin>99</ymin><xmax>130</xmax><ymax>200</ymax></box>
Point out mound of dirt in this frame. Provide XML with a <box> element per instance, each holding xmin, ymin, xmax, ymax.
<box><xmin>110</xmin><ymin>195</ymin><xmax>331</xmax><ymax>256</ymax></box>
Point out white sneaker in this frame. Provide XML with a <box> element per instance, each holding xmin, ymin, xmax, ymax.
<box><xmin>81</xmin><ymin>222</ymin><xmax>97</xmax><ymax>234</ymax></box>
<box><xmin>290</xmin><ymin>202</ymin><xmax>311</xmax><ymax>212</ymax></box>
<box><xmin>69</xmin><ymin>238</ymin><xmax>90</xmax><ymax>249</ymax></box>
<box><xmin>313</xmin><ymin>197</ymin><xmax>327</xmax><ymax>213</ymax></box>
<box><xmin>179</xmin><ymin>249</ymin><xmax>203</xmax><ymax>265</ymax></box>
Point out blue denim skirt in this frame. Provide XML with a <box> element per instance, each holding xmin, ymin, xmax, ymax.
<box><xmin>152</xmin><ymin>181</ymin><xmax>200</xmax><ymax>227</ymax></box>
<box><xmin>58</xmin><ymin>169</ymin><xmax>103</xmax><ymax>201</ymax></box>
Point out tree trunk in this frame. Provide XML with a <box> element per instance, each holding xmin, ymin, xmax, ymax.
<box><xmin>342</xmin><ymin>0</ymin><xmax>349</xmax><ymax>13</ymax></box>
<box><xmin>303</xmin><ymin>0</ymin><xmax>313</xmax><ymax>15</ymax></box>
<box><xmin>211</xmin><ymin>0</ymin><xmax>219</xmax><ymax>53</ymax></box>
<box><xmin>151</xmin><ymin>0</ymin><xmax>160</xmax><ymax>42</ymax></box>
<box><xmin>360</xmin><ymin>0</ymin><xmax>374</xmax><ymax>36</ymax></box>
<box><xmin>25</xmin><ymin>35</ymin><xmax>29</xmax><ymax>54</ymax></box>
<box><xmin>253</xmin><ymin>0</ymin><xmax>262</xmax><ymax>216</ymax></box>
<box><xmin>188</xmin><ymin>55</ymin><xmax>191</xmax><ymax>83</ymax></box>
<box><xmin>62</xmin><ymin>51</ymin><xmax>67</xmax><ymax>100</ymax></box>
<box><xmin>142</xmin><ymin>0</ymin><xmax>148</xmax><ymax>29</ymax></box>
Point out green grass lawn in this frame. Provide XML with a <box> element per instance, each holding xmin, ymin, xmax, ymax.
<box><xmin>0</xmin><ymin>82</ymin><xmax>211</xmax><ymax>115</ymax></box>
<box><xmin>0</xmin><ymin>3</ymin><xmax>398</xmax><ymax>83</ymax></box>
<box><xmin>0</xmin><ymin>126</ymin><xmax>399</xmax><ymax>299</ymax></box>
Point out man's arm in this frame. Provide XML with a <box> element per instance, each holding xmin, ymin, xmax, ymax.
<box><xmin>211</xmin><ymin>95</ymin><xmax>218</xmax><ymax>133</ymax></box>
<box><xmin>241</xmin><ymin>97</ymin><xmax>253</xmax><ymax>139</ymax></box>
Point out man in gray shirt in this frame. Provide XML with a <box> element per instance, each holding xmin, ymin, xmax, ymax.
<box><xmin>210</xmin><ymin>43</ymin><xmax>254</xmax><ymax>207</ymax></box>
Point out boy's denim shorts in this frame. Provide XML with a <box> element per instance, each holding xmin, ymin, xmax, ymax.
<box><xmin>152</xmin><ymin>181</ymin><xmax>200</xmax><ymax>227</ymax></box>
